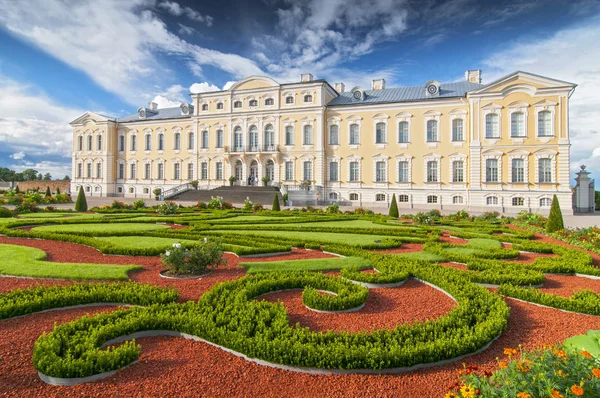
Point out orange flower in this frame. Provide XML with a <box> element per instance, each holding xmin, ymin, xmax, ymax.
<box><xmin>516</xmin><ymin>361</ymin><xmax>531</xmax><ymax>373</ymax></box>
<box><xmin>504</xmin><ymin>348</ymin><xmax>518</xmax><ymax>356</ymax></box>
<box><xmin>593</xmin><ymin>368</ymin><xmax>600</xmax><ymax>377</ymax></box>
<box><xmin>498</xmin><ymin>361</ymin><xmax>508</xmax><ymax>369</ymax></box>
<box><xmin>550</xmin><ymin>390</ymin><xmax>565</xmax><ymax>398</ymax></box>
<box><xmin>581</xmin><ymin>350</ymin><xmax>593</xmax><ymax>358</ymax></box>
<box><xmin>517</xmin><ymin>393</ymin><xmax>532</xmax><ymax>398</ymax></box>
<box><xmin>571</xmin><ymin>385</ymin><xmax>584</xmax><ymax>396</ymax></box>
<box><xmin>553</xmin><ymin>349</ymin><xmax>567</xmax><ymax>360</ymax></box>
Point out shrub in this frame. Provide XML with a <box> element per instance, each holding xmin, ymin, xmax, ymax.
<box><xmin>111</xmin><ymin>200</ymin><xmax>130</xmax><ymax>209</ymax></box>
<box><xmin>132</xmin><ymin>199</ymin><xmax>146</xmax><ymax>209</ymax></box>
<box><xmin>229</xmin><ymin>175</ymin><xmax>236</xmax><ymax>186</ymax></box>
<box><xmin>54</xmin><ymin>193</ymin><xmax>71</xmax><ymax>203</ymax></box>
<box><xmin>161</xmin><ymin>239</ymin><xmax>225</xmax><ymax>275</ymax></box>
<box><xmin>45</xmin><ymin>187</ymin><xmax>51</xmax><ymax>197</ymax></box>
<box><xmin>16</xmin><ymin>198</ymin><xmax>40</xmax><ymax>213</ymax></box>
<box><xmin>388</xmin><ymin>193</ymin><xmax>399</xmax><ymax>218</ymax></box>
<box><xmin>195</xmin><ymin>201</ymin><xmax>207</xmax><ymax>209</ymax></box>
<box><xmin>477</xmin><ymin>211</ymin><xmax>500</xmax><ymax>221</ymax></box>
<box><xmin>190</xmin><ymin>180</ymin><xmax>199</xmax><ymax>189</ymax></box>
<box><xmin>272</xmin><ymin>194</ymin><xmax>280</xmax><ymax>211</ymax></box>
<box><xmin>282</xmin><ymin>193</ymin><xmax>289</xmax><ymax>203</ymax></box>
<box><xmin>15</xmin><ymin>185</ymin><xmax>20</xmax><ymax>194</ymax></box>
<box><xmin>546</xmin><ymin>194</ymin><xmax>564</xmax><ymax>233</ymax></box>
<box><xmin>0</xmin><ymin>206</ymin><xmax>13</xmax><ymax>218</ymax></box>
<box><xmin>157</xmin><ymin>201</ymin><xmax>178</xmax><ymax>215</ymax></box>
<box><xmin>75</xmin><ymin>187</ymin><xmax>88</xmax><ymax>212</ymax></box>
<box><xmin>414</xmin><ymin>212</ymin><xmax>432</xmax><ymax>225</ymax></box>
<box><xmin>153</xmin><ymin>188</ymin><xmax>162</xmax><ymax>198</ymax></box>
<box><xmin>243</xmin><ymin>197</ymin><xmax>253</xmax><ymax>210</ymax></box>
<box><xmin>326</xmin><ymin>203</ymin><xmax>339</xmax><ymax>214</ymax></box>
<box><xmin>56</xmin><ymin>187</ymin><xmax>60</xmax><ymax>195</ymax></box>
<box><xmin>354</xmin><ymin>207</ymin><xmax>373</xmax><ymax>215</ymax></box>
<box><xmin>253</xmin><ymin>202</ymin><xmax>263</xmax><ymax>212</ymax></box>
<box><xmin>208</xmin><ymin>196</ymin><xmax>226</xmax><ymax>210</ymax></box>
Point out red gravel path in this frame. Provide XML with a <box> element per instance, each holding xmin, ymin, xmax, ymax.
<box><xmin>372</xmin><ymin>243</ymin><xmax>423</xmax><ymax>254</ymax></box>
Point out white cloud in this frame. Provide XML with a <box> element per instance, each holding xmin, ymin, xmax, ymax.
<box><xmin>189</xmin><ymin>82</ymin><xmax>220</xmax><ymax>93</ymax></box>
<box><xmin>158</xmin><ymin>1</ymin><xmax>213</xmax><ymax>26</ymax></box>
<box><xmin>222</xmin><ymin>81</ymin><xmax>236</xmax><ymax>90</ymax></box>
<box><xmin>178</xmin><ymin>23</ymin><xmax>195</xmax><ymax>36</ymax></box>
<box><xmin>150</xmin><ymin>95</ymin><xmax>181</xmax><ymax>109</ymax></box>
<box><xmin>9</xmin><ymin>151</ymin><xmax>25</xmax><ymax>160</ymax></box>
<box><xmin>481</xmin><ymin>15</ymin><xmax>600</xmax><ymax>180</ymax></box>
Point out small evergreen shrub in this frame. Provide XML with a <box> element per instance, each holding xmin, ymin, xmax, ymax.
<box><xmin>253</xmin><ymin>202</ymin><xmax>263</xmax><ymax>212</ymax></box>
<box><xmin>161</xmin><ymin>240</ymin><xmax>225</xmax><ymax>275</ymax></box>
<box><xmin>56</xmin><ymin>187</ymin><xmax>60</xmax><ymax>195</ymax></box>
<box><xmin>0</xmin><ymin>206</ymin><xmax>13</xmax><ymax>218</ymax></box>
<box><xmin>157</xmin><ymin>201</ymin><xmax>178</xmax><ymax>215</ymax></box>
<box><xmin>132</xmin><ymin>200</ymin><xmax>146</xmax><ymax>209</ymax></box>
<box><xmin>74</xmin><ymin>187</ymin><xmax>87</xmax><ymax>212</ymax></box>
<box><xmin>272</xmin><ymin>194</ymin><xmax>281</xmax><ymax>211</ymax></box>
<box><xmin>45</xmin><ymin>187</ymin><xmax>51</xmax><ymax>197</ymax></box>
<box><xmin>326</xmin><ymin>203</ymin><xmax>339</xmax><ymax>214</ymax></box>
<box><xmin>546</xmin><ymin>194</ymin><xmax>564</xmax><ymax>233</ymax></box>
<box><xmin>389</xmin><ymin>193</ymin><xmax>399</xmax><ymax>218</ymax></box>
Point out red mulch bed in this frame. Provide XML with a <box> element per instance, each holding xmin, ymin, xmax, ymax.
<box><xmin>4</xmin><ymin>235</ymin><xmax>600</xmax><ymax>397</ymax></box>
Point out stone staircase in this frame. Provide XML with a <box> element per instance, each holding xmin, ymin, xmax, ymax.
<box><xmin>169</xmin><ymin>185</ymin><xmax>281</xmax><ymax>205</ymax></box>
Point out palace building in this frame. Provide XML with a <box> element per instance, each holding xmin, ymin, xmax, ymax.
<box><xmin>70</xmin><ymin>70</ymin><xmax>576</xmax><ymax>214</ymax></box>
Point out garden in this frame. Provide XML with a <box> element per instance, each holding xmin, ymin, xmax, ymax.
<box><xmin>1</xmin><ymin>196</ymin><xmax>600</xmax><ymax>397</ymax></box>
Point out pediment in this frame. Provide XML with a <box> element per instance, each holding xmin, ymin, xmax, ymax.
<box><xmin>70</xmin><ymin>112</ymin><xmax>114</xmax><ymax>126</ymax></box>
<box><xmin>229</xmin><ymin>76</ymin><xmax>280</xmax><ymax>91</ymax></box>
<box><xmin>469</xmin><ymin>71</ymin><xmax>576</xmax><ymax>95</ymax></box>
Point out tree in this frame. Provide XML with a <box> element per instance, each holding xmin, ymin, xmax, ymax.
<box><xmin>43</xmin><ymin>173</ymin><xmax>52</xmax><ymax>181</ymax></box>
<box><xmin>37</xmin><ymin>173</ymin><xmax>43</xmax><ymax>180</ymax></box>
<box><xmin>75</xmin><ymin>186</ymin><xmax>88</xmax><ymax>212</ymax></box>
<box><xmin>272</xmin><ymin>193</ymin><xmax>281</xmax><ymax>211</ymax></box>
<box><xmin>546</xmin><ymin>194</ymin><xmax>564</xmax><ymax>233</ymax></box>
<box><xmin>56</xmin><ymin>187</ymin><xmax>61</xmax><ymax>195</ymax></box>
<box><xmin>389</xmin><ymin>193</ymin><xmax>399</xmax><ymax>218</ymax></box>
<box><xmin>63</xmin><ymin>175</ymin><xmax>70</xmax><ymax>181</ymax></box>
<box><xmin>45</xmin><ymin>186</ymin><xmax>51</xmax><ymax>197</ymax></box>
<box><xmin>15</xmin><ymin>185</ymin><xmax>20</xmax><ymax>194</ymax></box>
<box><xmin>20</xmin><ymin>169</ymin><xmax>39</xmax><ymax>181</ymax></box>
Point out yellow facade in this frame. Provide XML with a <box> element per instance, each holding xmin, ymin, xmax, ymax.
<box><xmin>70</xmin><ymin>71</ymin><xmax>576</xmax><ymax>213</ymax></box>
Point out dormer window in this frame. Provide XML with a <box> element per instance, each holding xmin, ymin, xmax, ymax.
<box><xmin>138</xmin><ymin>108</ymin><xmax>146</xmax><ymax>119</ymax></box>
<box><xmin>265</xmin><ymin>98</ymin><xmax>274</xmax><ymax>106</ymax></box>
<box><xmin>303</xmin><ymin>95</ymin><xmax>312</xmax><ymax>103</ymax></box>
<box><xmin>201</xmin><ymin>104</ymin><xmax>208</xmax><ymax>111</ymax></box>
<box><xmin>234</xmin><ymin>101</ymin><xmax>242</xmax><ymax>108</ymax></box>
<box><xmin>216</xmin><ymin>102</ymin><xmax>224</xmax><ymax>110</ymax></box>
<box><xmin>286</xmin><ymin>96</ymin><xmax>294</xmax><ymax>104</ymax></box>
<box><xmin>180</xmin><ymin>102</ymin><xmax>190</xmax><ymax>115</ymax></box>
<box><xmin>249</xmin><ymin>99</ymin><xmax>258</xmax><ymax>107</ymax></box>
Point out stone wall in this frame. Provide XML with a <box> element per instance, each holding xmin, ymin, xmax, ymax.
<box><xmin>17</xmin><ymin>181</ymin><xmax>72</xmax><ymax>194</ymax></box>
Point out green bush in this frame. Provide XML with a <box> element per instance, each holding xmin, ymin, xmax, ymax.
<box><xmin>252</xmin><ymin>202</ymin><xmax>263</xmax><ymax>212</ymax></box>
<box><xmin>388</xmin><ymin>193</ymin><xmax>399</xmax><ymax>218</ymax></box>
<box><xmin>45</xmin><ymin>187</ymin><xmax>51</xmax><ymax>197</ymax></box>
<box><xmin>326</xmin><ymin>203</ymin><xmax>339</xmax><ymax>214</ymax></box>
<box><xmin>0</xmin><ymin>206</ymin><xmax>13</xmax><ymax>218</ymax></box>
<box><xmin>161</xmin><ymin>239</ymin><xmax>225</xmax><ymax>275</ymax></box>
<box><xmin>157</xmin><ymin>201</ymin><xmax>178</xmax><ymax>215</ymax></box>
<box><xmin>75</xmin><ymin>187</ymin><xmax>87</xmax><ymax>212</ymax></box>
<box><xmin>132</xmin><ymin>199</ymin><xmax>146</xmax><ymax>209</ymax></box>
<box><xmin>272</xmin><ymin>194</ymin><xmax>280</xmax><ymax>211</ymax></box>
<box><xmin>498</xmin><ymin>284</ymin><xmax>600</xmax><ymax>315</ymax></box>
<box><xmin>56</xmin><ymin>187</ymin><xmax>60</xmax><ymax>195</ymax></box>
<box><xmin>546</xmin><ymin>194</ymin><xmax>564</xmax><ymax>233</ymax></box>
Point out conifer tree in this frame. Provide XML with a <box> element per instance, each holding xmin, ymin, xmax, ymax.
<box><xmin>389</xmin><ymin>193</ymin><xmax>399</xmax><ymax>218</ymax></box>
<box><xmin>75</xmin><ymin>186</ymin><xmax>88</xmax><ymax>212</ymax></box>
<box><xmin>272</xmin><ymin>193</ymin><xmax>281</xmax><ymax>211</ymax></box>
<box><xmin>45</xmin><ymin>186</ymin><xmax>51</xmax><ymax>197</ymax></box>
<box><xmin>546</xmin><ymin>194</ymin><xmax>564</xmax><ymax>233</ymax></box>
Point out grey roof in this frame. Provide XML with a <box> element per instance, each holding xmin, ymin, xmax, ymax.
<box><xmin>327</xmin><ymin>81</ymin><xmax>484</xmax><ymax>106</ymax></box>
<box><xmin>117</xmin><ymin>106</ymin><xmax>194</xmax><ymax>123</ymax></box>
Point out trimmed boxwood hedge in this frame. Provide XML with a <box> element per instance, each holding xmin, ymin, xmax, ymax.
<box><xmin>498</xmin><ymin>284</ymin><xmax>600</xmax><ymax>315</ymax></box>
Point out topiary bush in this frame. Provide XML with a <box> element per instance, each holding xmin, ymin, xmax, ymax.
<box><xmin>546</xmin><ymin>194</ymin><xmax>564</xmax><ymax>233</ymax></box>
<box><xmin>272</xmin><ymin>193</ymin><xmax>280</xmax><ymax>211</ymax></box>
<box><xmin>45</xmin><ymin>187</ymin><xmax>51</xmax><ymax>197</ymax></box>
<box><xmin>75</xmin><ymin>187</ymin><xmax>88</xmax><ymax>212</ymax></box>
<box><xmin>389</xmin><ymin>193</ymin><xmax>399</xmax><ymax>218</ymax></box>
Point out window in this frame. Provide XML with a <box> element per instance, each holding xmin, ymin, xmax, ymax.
<box><xmin>398</xmin><ymin>161</ymin><xmax>409</xmax><ymax>183</ymax></box>
<box><xmin>329</xmin><ymin>125</ymin><xmax>339</xmax><ymax>145</ymax></box>
<box><xmin>452</xmin><ymin>119</ymin><xmax>464</xmax><ymax>141</ymax></box>
<box><xmin>486</xmin><ymin>159</ymin><xmax>499</xmax><ymax>182</ymax></box>
<box><xmin>201</xmin><ymin>162</ymin><xmax>208</xmax><ymax>180</ymax></box>
<box><xmin>426</xmin><ymin>120</ymin><xmax>438</xmax><ymax>142</ymax></box>
<box><xmin>264</xmin><ymin>124</ymin><xmax>274</xmax><ymax>148</ymax></box>
<box><xmin>349</xmin><ymin>124</ymin><xmax>359</xmax><ymax>145</ymax></box>
<box><xmin>128</xmin><ymin>187</ymin><xmax>134</xmax><ymax>194</ymax></box>
<box><xmin>349</xmin><ymin>161</ymin><xmax>360</xmax><ymax>182</ymax></box>
<box><xmin>97</xmin><ymin>135</ymin><xmax>102</xmax><ymax>151</ymax></box>
<box><xmin>512</xmin><ymin>197</ymin><xmax>524</xmax><ymax>206</ymax></box>
<box><xmin>375</xmin><ymin>193</ymin><xmax>386</xmax><ymax>202</ymax></box>
<box><xmin>130</xmin><ymin>135</ymin><xmax>137</xmax><ymax>151</ymax></box>
<box><xmin>485</xmin><ymin>113</ymin><xmax>499</xmax><ymax>138</ymax></box>
<box><xmin>145</xmin><ymin>134</ymin><xmax>151</xmax><ymax>151</ymax></box>
<box><xmin>398</xmin><ymin>121</ymin><xmax>409</xmax><ymax>143</ymax></box>
<box><xmin>143</xmin><ymin>188</ymin><xmax>149</xmax><ymax>194</ymax></box>
<box><xmin>119</xmin><ymin>135</ymin><xmax>125</xmax><ymax>152</ymax></box>
<box><xmin>129</xmin><ymin>163</ymin><xmax>136</xmax><ymax>179</ymax></box>
<box><xmin>158</xmin><ymin>133</ymin><xmax>164</xmax><ymax>151</ymax></box>
<box><xmin>329</xmin><ymin>192</ymin><xmax>338</xmax><ymax>200</ymax></box>
<box><xmin>303</xmin><ymin>125</ymin><xmax>313</xmax><ymax>145</ymax></box>
<box><xmin>285</xmin><ymin>96</ymin><xmax>294</xmax><ymax>104</ymax></box>
<box><xmin>249</xmin><ymin>125</ymin><xmax>258</xmax><ymax>149</ymax></box>
<box><xmin>187</xmin><ymin>163</ymin><xmax>193</xmax><ymax>180</ymax></box>
<box><xmin>452</xmin><ymin>160</ymin><xmax>464</xmax><ymax>183</ymax></box>
<box><xmin>538</xmin><ymin>111</ymin><xmax>552</xmax><ymax>136</ymax></box>
<box><xmin>174</xmin><ymin>133</ymin><xmax>181</xmax><ymax>150</ymax></box>
<box><xmin>303</xmin><ymin>94</ymin><xmax>312</xmax><ymax>103</ymax></box>
<box><xmin>538</xmin><ymin>158</ymin><xmax>552</xmax><ymax>183</ymax></box>
<box><xmin>87</xmin><ymin>135</ymin><xmax>92</xmax><ymax>151</ymax></box>
<box><xmin>117</xmin><ymin>186</ymin><xmax>123</xmax><ymax>193</ymax></box>
<box><xmin>77</xmin><ymin>163</ymin><xmax>82</xmax><ymax>178</ymax></box>
<box><xmin>202</xmin><ymin>131</ymin><xmax>209</xmax><ymax>149</ymax></box>
<box><xmin>118</xmin><ymin>164</ymin><xmax>124</xmax><ymax>179</ymax></box>
<box><xmin>216</xmin><ymin>162</ymin><xmax>223</xmax><ymax>180</ymax></box>
<box><xmin>486</xmin><ymin>196</ymin><xmax>499</xmax><ymax>205</ymax></box>
<box><xmin>144</xmin><ymin>163</ymin><xmax>150</xmax><ymax>180</ymax></box>
<box><xmin>452</xmin><ymin>196</ymin><xmax>463</xmax><ymax>204</ymax></box>
<box><xmin>86</xmin><ymin>186</ymin><xmax>91</xmax><ymax>192</ymax></box>
<box><xmin>157</xmin><ymin>163</ymin><xmax>164</xmax><ymax>179</ymax></box>
<box><xmin>375</xmin><ymin>122</ymin><xmax>386</xmax><ymax>144</ymax></box>
<box><xmin>427</xmin><ymin>160</ymin><xmax>438</xmax><ymax>182</ymax></box>
<box><xmin>350</xmin><ymin>193</ymin><xmax>359</xmax><ymax>201</ymax></box>
<box><xmin>216</xmin><ymin>102</ymin><xmax>223</xmax><ymax>110</ymax></box>
<box><xmin>78</xmin><ymin>136</ymin><xmax>83</xmax><ymax>151</ymax></box>
<box><xmin>201</xmin><ymin>104</ymin><xmax>208</xmax><ymax>111</ymax></box>
<box><xmin>398</xmin><ymin>194</ymin><xmax>409</xmax><ymax>203</ymax></box>
<box><xmin>94</xmin><ymin>163</ymin><xmax>101</xmax><ymax>178</ymax></box>
<box><xmin>285</xmin><ymin>126</ymin><xmax>294</xmax><ymax>145</ymax></box>
<box><xmin>511</xmin><ymin>112</ymin><xmax>525</xmax><ymax>137</ymax></box>
<box><xmin>376</xmin><ymin>161</ymin><xmax>386</xmax><ymax>182</ymax></box>
<box><xmin>329</xmin><ymin>162</ymin><xmax>338</xmax><ymax>181</ymax></box>
<box><xmin>216</xmin><ymin>130</ymin><xmax>223</xmax><ymax>148</ymax></box>
<box><xmin>174</xmin><ymin>163</ymin><xmax>181</xmax><ymax>180</ymax></box>
<box><xmin>427</xmin><ymin>195</ymin><xmax>438</xmax><ymax>204</ymax></box>
<box><xmin>512</xmin><ymin>159</ymin><xmax>525</xmax><ymax>183</ymax></box>
<box><xmin>265</xmin><ymin>98</ymin><xmax>274</xmax><ymax>106</ymax></box>
<box><xmin>86</xmin><ymin>163</ymin><xmax>91</xmax><ymax>178</ymax></box>
<box><xmin>188</xmin><ymin>132</ymin><xmax>194</xmax><ymax>150</ymax></box>
<box><xmin>234</xmin><ymin>127</ymin><xmax>243</xmax><ymax>149</ymax></box>
<box><xmin>303</xmin><ymin>161</ymin><xmax>312</xmax><ymax>181</ymax></box>
<box><xmin>234</xmin><ymin>101</ymin><xmax>242</xmax><ymax>108</ymax></box>
<box><xmin>249</xmin><ymin>99</ymin><xmax>258</xmax><ymax>107</ymax></box>
<box><xmin>285</xmin><ymin>161</ymin><xmax>294</xmax><ymax>181</ymax></box>
<box><xmin>540</xmin><ymin>198</ymin><xmax>551</xmax><ymax>207</ymax></box>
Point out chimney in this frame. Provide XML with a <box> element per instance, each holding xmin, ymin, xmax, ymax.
<box><xmin>148</xmin><ymin>101</ymin><xmax>158</xmax><ymax>111</ymax></box>
<box><xmin>465</xmin><ymin>69</ymin><xmax>482</xmax><ymax>84</ymax></box>
<box><xmin>334</xmin><ymin>82</ymin><xmax>345</xmax><ymax>93</ymax></box>
<box><xmin>300</xmin><ymin>73</ymin><xmax>313</xmax><ymax>82</ymax></box>
<box><xmin>372</xmin><ymin>79</ymin><xmax>386</xmax><ymax>91</ymax></box>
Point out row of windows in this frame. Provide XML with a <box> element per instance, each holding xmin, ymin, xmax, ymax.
<box><xmin>484</xmin><ymin>158</ymin><xmax>553</xmax><ymax>183</ymax></box>
<box><xmin>484</xmin><ymin>110</ymin><xmax>553</xmax><ymax>139</ymax></box>
<box><xmin>76</xmin><ymin>163</ymin><xmax>103</xmax><ymax>179</ymax></box>
<box><xmin>77</xmin><ymin>135</ymin><xmax>102</xmax><ymax>152</ymax></box>
<box><xmin>114</xmin><ymin>162</ymin><xmax>225</xmax><ymax>181</ymax></box>
<box><xmin>201</xmin><ymin>95</ymin><xmax>313</xmax><ymax>112</ymax></box>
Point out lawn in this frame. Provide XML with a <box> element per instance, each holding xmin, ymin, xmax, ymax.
<box><xmin>32</xmin><ymin>223</ymin><xmax>171</xmax><ymax>234</ymax></box>
<box><xmin>0</xmin><ymin>244</ymin><xmax>140</xmax><ymax>280</ymax></box>
<box><xmin>255</xmin><ymin>219</ymin><xmax>417</xmax><ymax>229</ymax></box>
<box><xmin>17</xmin><ymin>213</ymin><xmax>76</xmax><ymax>219</ymax></box>
<box><xmin>394</xmin><ymin>251</ymin><xmax>445</xmax><ymax>262</ymax></box>
<box><xmin>240</xmin><ymin>256</ymin><xmax>371</xmax><ymax>274</ymax></box>
<box><xmin>208</xmin><ymin>215</ymin><xmax>303</xmax><ymax>223</ymax></box>
<box><xmin>210</xmin><ymin>229</ymin><xmax>397</xmax><ymax>245</ymax></box>
<box><xmin>466</xmin><ymin>238</ymin><xmax>502</xmax><ymax>249</ymax></box>
<box><xmin>95</xmin><ymin>236</ymin><xmax>199</xmax><ymax>250</ymax></box>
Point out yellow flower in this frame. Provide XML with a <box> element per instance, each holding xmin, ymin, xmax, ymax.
<box><xmin>459</xmin><ymin>385</ymin><xmax>476</xmax><ymax>398</ymax></box>
<box><xmin>504</xmin><ymin>348</ymin><xmax>518</xmax><ymax>356</ymax></box>
<box><xmin>444</xmin><ymin>393</ymin><xmax>459</xmax><ymax>398</ymax></box>
<box><xmin>556</xmin><ymin>369</ymin><xmax>566</xmax><ymax>378</ymax></box>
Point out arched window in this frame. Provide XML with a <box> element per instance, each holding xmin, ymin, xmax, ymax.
<box><xmin>158</xmin><ymin>133</ymin><xmax>164</xmax><ymax>151</ymax></box>
<box><xmin>97</xmin><ymin>135</ymin><xmax>102</xmax><ymax>151</ymax></box>
<box><xmin>452</xmin><ymin>196</ymin><xmax>463</xmax><ymax>204</ymax></box>
<box><xmin>201</xmin><ymin>104</ymin><xmax>208</xmax><ymax>111</ymax></box>
<box><xmin>285</xmin><ymin>126</ymin><xmax>294</xmax><ymax>145</ymax></box>
<box><xmin>233</xmin><ymin>126</ymin><xmax>243</xmax><ymax>149</ymax></box>
<box><xmin>375</xmin><ymin>193</ymin><xmax>386</xmax><ymax>202</ymax></box>
<box><xmin>511</xmin><ymin>112</ymin><xmax>525</xmax><ymax>137</ymax></box>
<box><xmin>486</xmin><ymin>196</ymin><xmax>499</xmax><ymax>205</ymax></box>
<box><xmin>216</xmin><ymin>130</ymin><xmax>223</xmax><ymax>148</ymax></box>
<box><xmin>145</xmin><ymin>134</ymin><xmax>152</xmax><ymax>151</ymax></box>
<box><xmin>538</xmin><ymin>110</ymin><xmax>552</xmax><ymax>136</ymax></box>
<box><xmin>398</xmin><ymin>194</ymin><xmax>409</xmax><ymax>203</ymax></box>
<box><xmin>540</xmin><ymin>197</ymin><xmax>551</xmax><ymax>207</ymax></box>
<box><xmin>452</xmin><ymin>119</ymin><xmax>464</xmax><ymax>141</ymax></box>
<box><xmin>216</xmin><ymin>102</ymin><xmax>224</xmax><ymax>110</ymax></box>
<box><xmin>427</xmin><ymin>195</ymin><xmax>438</xmax><ymax>204</ymax></box>
<box><xmin>329</xmin><ymin>192</ymin><xmax>338</xmax><ymax>200</ymax></box>
<box><xmin>485</xmin><ymin>113</ymin><xmax>499</xmax><ymax>138</ymax></box>
<box><xmin>77</xmin><ymin>163</ymin><xmax>82</xmax><ymax>178</ymax></box>
<box><xmin>303</xmin><ymin>94</ymin><xmax>312</xmax><ymax>103</ymax></box>
<box><xmin>96</xmin><ymin>163</ymin><xmax>102</xmax><ymax>178</ymax></box>
<box><xmin>349</xmin><ymin>124</ymin><xmax>359</xmax><ymax>145</ymax></box>
<box><xmin>234</xmin><ymin>101</ymin><xmax>242</xmax><ymax>108</ymax></box>
<box><xmin>188</xmin><ymin>132</ymin><xmax>194</xmax><ymax>150</ymax></box>
<box><xmin>265</xmin><ymin>98</ymin><xmax>274</xmax><ymax>106</ymax></box>
<box><xmin>329</xmin><ymin>125</ymin><xmax>339</xmax><ymax>145</ymax></box>
<box><xmin>512</xmin><ymin>197</ymin><xmax>524</xmax><ymax>206</ymax></box>
<box><xmin>426</xmin><ymin>120</ymin><xmax>438</xmax><ymax>142</ymax></box>
<box><xmin>119</xmin><ymin>135</ymin><xmax>125</xmax><ymax>152</ymax></box>
<box><xmin>264</xmin><ymin>124</ymin><xmax>274</xmax><ymax>148</ymax></box>
<box><xmin>427</xmin><ymin>161</ymin><xmax>438</xmax><ymax>182</ymax></box>
<box><xmin>349</xmin><ymin>193</ymin><xmax>359</xmax><ymax>201</ymax></box>
<box><xmin>187</xmin><ymin>163</ymin><xmax>194</xmax><ymax>180</ymax></box>
<box><xmin>174</xmin><ymin>133</ymin><xmax>181</xmax><ymax>150</ymax></box>
<box><xmin>173</xmin><ymin>163</ymin><xmax>181</xmax><ymax>180</ymax></box>
<box><xmin>130</xmin><ymin>135</ymin><xmax>137</xmax><ymax>151</ymax></box>
<box><xmin>285</xmin><ymin>96</ymin><xmax>294</xmax><ymax>104</ymax></box>
<box><xmin>398</xmin><ymin>121</ymin><xmax>409</xmax><ymax>143</ymax></box>
<box><xmin>375</xmin><ymin>122</ymin><xmax>386</xmax><ymax>144</ymax></box>
<box><xmin>303</xmin><ymin>125</ymin><xmax>313</xmax><ymax>145</ymax></box>
<box><xmin>249</xmin><ymin>125</ymin><xmax>258</xmax><ymax>149</ymax></box>
<box><xmin>201</xmin><ymin>130</ymin><xmax>209</xmax><ymax>149</ymax></box>
<box><xmin>249</xmin><ymin>99</ymin><xmax>258</xmax><ymax>107</ymax></box>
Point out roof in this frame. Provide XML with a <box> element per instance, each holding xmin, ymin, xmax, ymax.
<box><xmin>327</xmin><ymin>81</ymin><xmax>483</xmax><ymax>106</ymax></box>
<box><xmin>117</xmin><ymin>106</ymin><xmax>194</xmax><ymax>123</ymax></box>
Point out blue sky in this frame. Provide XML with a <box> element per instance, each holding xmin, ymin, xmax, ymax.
<box><xmin>0</xmin><ymin>0</ymin><xmax>600</xmax><ymax>180</ymax></box>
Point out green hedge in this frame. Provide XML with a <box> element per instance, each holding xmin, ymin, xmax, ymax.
<box><xmin>498</xmin><ymin>284</ymin><xmax>600</xmax><ymax>315</ymax></box>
